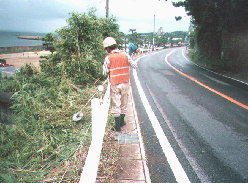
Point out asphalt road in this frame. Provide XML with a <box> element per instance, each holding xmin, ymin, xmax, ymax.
<box><xmin>131</xmin><ymin>47</ymin><xmax>248</xmax><ymax>183</ymax></box>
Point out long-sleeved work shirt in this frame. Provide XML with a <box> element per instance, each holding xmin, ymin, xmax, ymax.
<box><xmin>103</xmin><ymin>49</ymin><xmax>137</xmax><ymax>78</ymax></box>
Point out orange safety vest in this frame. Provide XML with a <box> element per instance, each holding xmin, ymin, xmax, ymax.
<box><xmin>108</xmin><ymin>52</ymin><xmax>129</xmax><ymax>85</ymax></box>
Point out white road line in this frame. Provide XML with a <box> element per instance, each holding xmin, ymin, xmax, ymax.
<box><xmin>146</xmin><ymin>85</ymin><xmax>212</xmax><ymax>183</ymax></box>
<box><xmin>181</xmin><ymin>49</ymin><xmax>190</xmax><ymax>61</ymax></box>
<box><xmin>181</xmin><ymin>49</ymin><xmax>248</xmax><ymax>86</ymax></box>
<box><xmin>133</xmin><ymin>62</ymin><xmax>191</xmax><ymax>182</ymax></box>
<box><xmin>130</xmin><ymin>85</ymin><xmax>152</xmax><ymax>183</ymax></box>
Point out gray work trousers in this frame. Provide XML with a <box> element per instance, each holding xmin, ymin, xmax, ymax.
<box><xmin>110</xmin><ymin>82</ymin><xmax>130</xmax><ymax>117</ymax></box>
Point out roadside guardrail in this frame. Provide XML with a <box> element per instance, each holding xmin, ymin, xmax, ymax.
<box><xmin>79</xmin><ymin>80</ymin><xmax>110</xmax><ymax>183</ymax></box>
<box><xmin>138</xmin><ymin>47</ymin><xmax>164</xmax><ymax>54</ymax></box>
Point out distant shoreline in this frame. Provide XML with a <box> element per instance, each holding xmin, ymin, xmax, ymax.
<box><xmin>0</xmin><ymin>45</ymin><xmax>43</xmax><ymax>54</ymax></box>
<box><xmin>0</xmin><ymin>30</ymin><xmax>46</xmax><ymax>47</ymax></box>
<box><xmin>18</xmin><ymin>36</ymin><xmax>43</xmax><ymax>40</ymax></box>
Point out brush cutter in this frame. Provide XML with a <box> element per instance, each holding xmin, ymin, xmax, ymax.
<box><xmin>72</xmin><ymin>84</ymin><xmax>104</xmax><ymax>122</ymax></box>
<box><xmin>72</xmin><ymin>110</ymin><xmax>84</xmax><ymax>122</ymax></box>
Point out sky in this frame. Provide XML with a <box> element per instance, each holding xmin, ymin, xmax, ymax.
<box><xmin>0</xmin><ymin>0</ymin><xmax>191</xmax><ymax>34</ymax></box>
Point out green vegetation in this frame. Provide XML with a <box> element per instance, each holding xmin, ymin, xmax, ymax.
<box><xmin>0</xmin><ymin>46</ymin><xmax>43</xmax><ymax>54</ymax></box>
<box><xmin>174</xmin><ymin>0</ymin><xmax>248</xmax><ymax>75</ymax></box>
<box><xmin>0</xmin><ymin>9</ymin><xmax>122</xmax><ymax>182</ymax></box>
<box><xmin>126</xmin><ymin>31</ymin><xmax>188</xmax><ymax>48</ymax></box>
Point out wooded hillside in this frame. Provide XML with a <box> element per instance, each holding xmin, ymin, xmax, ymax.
<box><xmin>174</xmin><ymin>0</ymin><xmax>248</xmax><ymax>75</ymax></box>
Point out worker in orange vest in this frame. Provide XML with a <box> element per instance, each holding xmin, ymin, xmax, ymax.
<box><xmin>103</xmin><ymin>37</ymin><xmax>137</xmax><ymax>131</ymax></box>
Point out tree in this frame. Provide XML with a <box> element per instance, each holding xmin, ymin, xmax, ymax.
<box><xmin>41</xmin><ymin>8</ymin><xmax>122</xmax><ymax>86</ymax></box>
<box><xmin>127</xmin><ymin>31</ymin><xmax>143</xmax><ymax>45</ymax></box>
<box><xmin>42</xmin><ymin>33</ymin><xmax>57</xmax><ymax>54</ymax></box>
<box><xmin>175</xmin><ymin>16</ymin><xmax>182</xmax><ymax>21</ymax></box>
<box><xmin>173</xmin><ymin>0</ymin><xmax>248</xmax><ymax>73</ymax></box>
<box><xmin>155</xmin><ymin>34</ymin><xmax>168</xmax><ymax>47</ymax></box>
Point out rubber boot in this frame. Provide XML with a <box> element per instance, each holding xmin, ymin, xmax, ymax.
<box><xmin>112</xmin><ymin>116</ymin><xmax>121</xmax><ymax>131</ymax></box>
<box><xmin>120</xmin><ymin>114</ymin><xmax>126</xmax><ymax>127</ymax></box>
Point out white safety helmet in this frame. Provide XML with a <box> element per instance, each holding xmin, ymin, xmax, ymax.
<box><xmin>103</xmin><ymin>37</ymin><xmax>117</xmax><ymax>48</ymax></box>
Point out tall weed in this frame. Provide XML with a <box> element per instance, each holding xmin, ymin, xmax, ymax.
<box><xmin>0</xmin><ymin>8</ymin><xmax>122</xmax><ymax>181</ymax></box>
<box><xmin>0</xmin><ymin>64</ymin><xmax>94</xmax><ymax>181</ymax></box>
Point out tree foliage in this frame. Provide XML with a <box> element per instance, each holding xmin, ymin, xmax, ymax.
<box><xmin>41</xmin><ymin>9</ymin><xmax>122</xmax><ymax>85</ymax></box>
<box><xmin>125</xmin><ymin>31</ymin><xmax>187</xmax><ymax>48</ymax></box>
<box><xmin>174</xmin><ymin>0</ymin><xmax>248</xmax><ymax>73</ymax></box>
<box><xmin>42</xmin><ymin>33</ymin><xmax>57</xmax><ymax>53</ymax></box>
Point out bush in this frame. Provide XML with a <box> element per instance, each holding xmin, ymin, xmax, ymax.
<box><xmin>0</xmin><ymin>8</ymin><xmax>122</xmax><ymax>181</ymax></box>
<box><xmin>0</xmin><ymin>64</ymin><xmax>93</xmax><ymax>181</ymax></box>
<box><xmin>41</xmin><ymin>9</ymin><xmax>123</xmax><ymax>86</ymax></box>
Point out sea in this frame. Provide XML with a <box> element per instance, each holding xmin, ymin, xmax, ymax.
<box><xmin>0</xmin><ymin>30</ymin><xmax>46</xmax><ymax>47</ymax></box>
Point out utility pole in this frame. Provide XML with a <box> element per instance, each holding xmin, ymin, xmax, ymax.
<box><xmin>106</xmin><ymin>0</ymin><xmax>109</xmax><ymax>18</ymax></box>
<box><xmin>152</xmin><ymin>15</ymin><xmax>155</xmax><ymax>51</ymax></box>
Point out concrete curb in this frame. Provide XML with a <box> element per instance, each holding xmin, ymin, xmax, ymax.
<box><xmin>112</xmin><ymin>85</ymin><xmax>150</xmax><ymax>182</ymax></box>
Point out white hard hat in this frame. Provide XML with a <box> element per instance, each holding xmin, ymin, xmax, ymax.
<box><xmin>103</xmin><ymin>37</ymin><xmax>117</xmax><ymax>48</ymax></box>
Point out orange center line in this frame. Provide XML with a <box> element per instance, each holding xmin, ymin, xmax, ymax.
<box><xmin>165</xmin><ymin>50</ymin><xmax>248</xmax><ymax>110</ymax></box>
